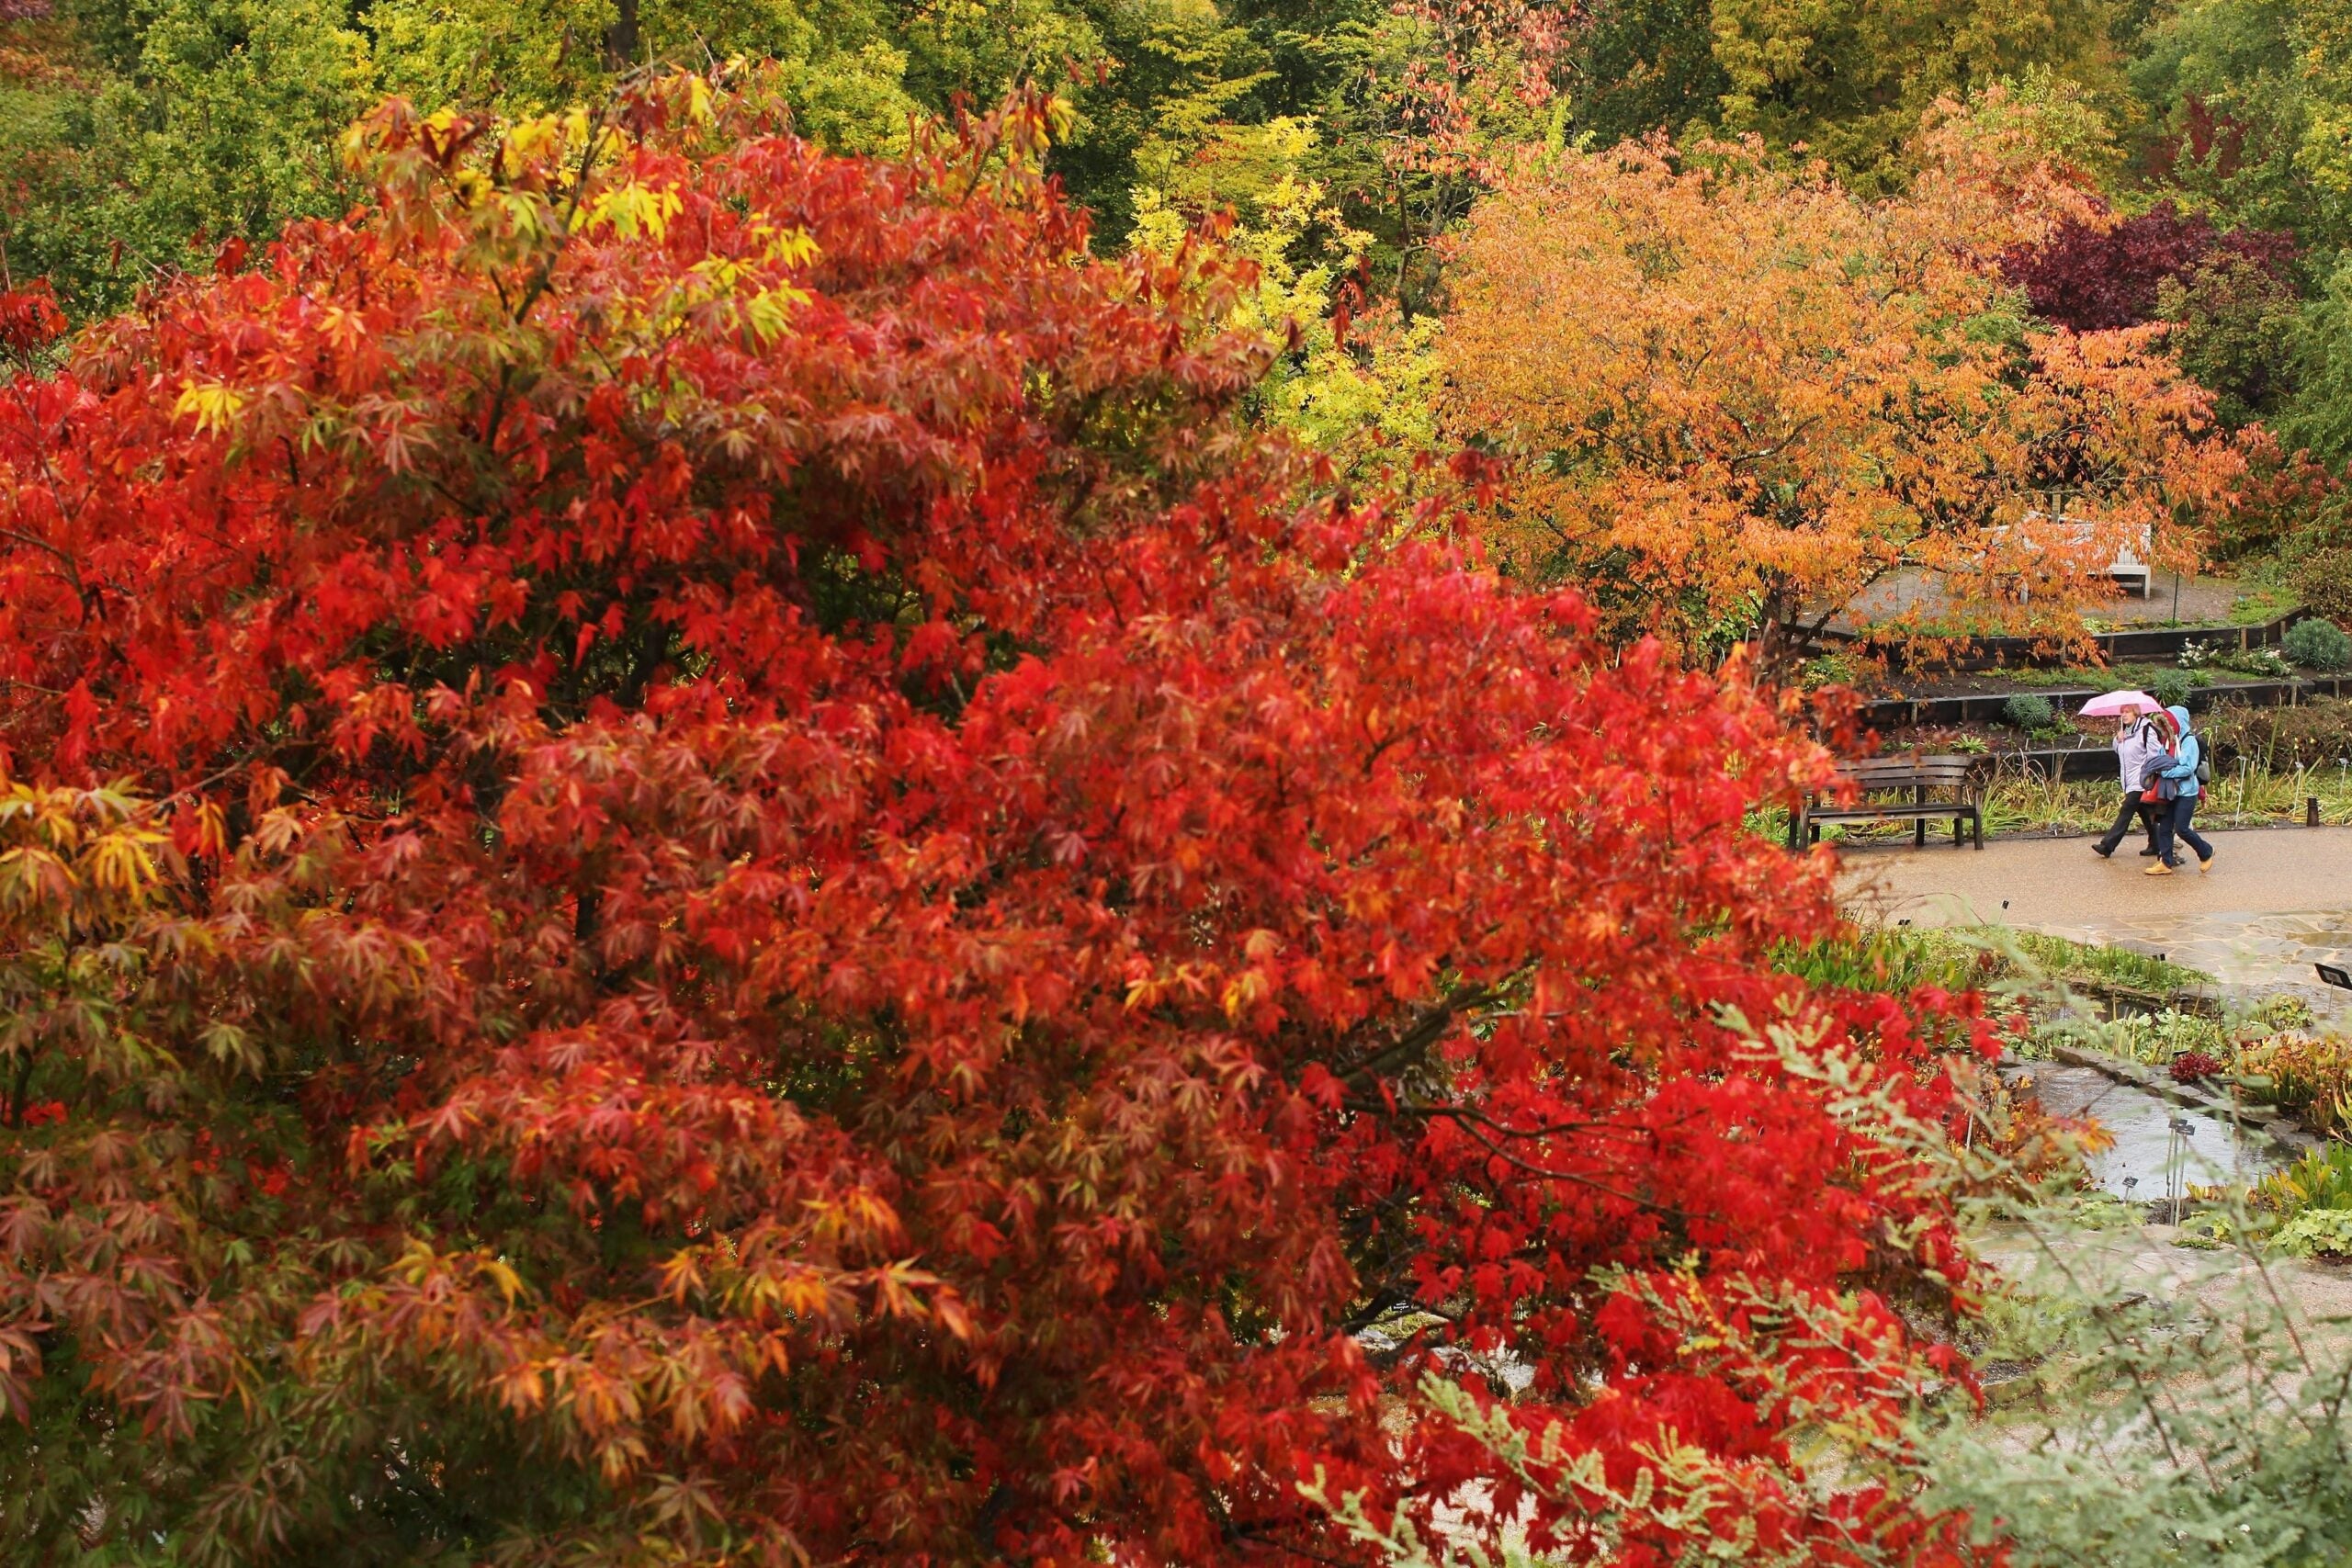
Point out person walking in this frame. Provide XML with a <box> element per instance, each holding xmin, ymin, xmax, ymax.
<box><xmin>2146</xmin><ymin>704</ymin><xmax>2214</xmax><ymax>874</ymax></box>
<box><xmin>2092</xmin><ymin>704</ymin><xmax>2164</xmax><ymax>858</ymax></box>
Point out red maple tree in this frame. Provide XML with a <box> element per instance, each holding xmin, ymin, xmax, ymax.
<box><xmin>2004</xmin><ymin>199</ymin><xmax>2296</xmax><ymax>333</ymax></box>
<box><xmin>0</xmin><ymin>72</ymin><xmax>1992</xmax><ymax>1563</ymax></box>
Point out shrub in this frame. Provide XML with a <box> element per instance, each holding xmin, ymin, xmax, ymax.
<box><xmin>2003</xmin><ymin>692</ymin><xmax>2055</xmax><ymax>729</ymax></box>
<box><xmin>2239</xmin><ymin>1032</ymin><xmax>2352</xmax><ymax>1134</ymax></box>
<box><xmin>2004</xmin><ymin>201</ymin><xmax>2297</xmax><ymax>332</ymax></box>
<box><xmin>2294</xmin><ymin>545</ymin><xmax>2352</xmax><ymax>626</ymax></box>
<box><xmin>2285</xmin><ymin>614</ymin><xmax>2352</xmax><ymax>671</ymax></box>
<box><xmin>2100</xmin><ymin>1007</ymin><xmax>2232</xmax><ymax>1065</ymax></box>
<box><xmin>2150</xmin><ymin>667</ymin><xmax>2193</xmax><ymax>709</ymax></box>
<box><xmin>2199</xmin><ymin>695</ymin><xmax>2352</xmax><ymax>766</ymax></box>
<box><xmin>2257</xmin><ymin>1143</ymin><xmax>2352</xmax><ymax>1218</ymax></box>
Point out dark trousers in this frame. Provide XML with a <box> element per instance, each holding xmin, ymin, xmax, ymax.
<box><xmin>2154</xmin><ymin>793</ymin><xmax>2214</xmax><ymax>866</ymax></box>
<box><xmin>2095</xmin><ymin>792</ymin><xmax>2158</xmax><ymax>854</ymax></box>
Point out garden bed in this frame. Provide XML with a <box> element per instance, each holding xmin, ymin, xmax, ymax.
<box><xmin>1804</xmin><ymin>606</ymin><xmax>2316</xmax><ymax>674</ymax></box>
<box><xmin>1858</xmin><ymin>673</ymin><xmax>2352</xmax><ymax>735</ymax></box>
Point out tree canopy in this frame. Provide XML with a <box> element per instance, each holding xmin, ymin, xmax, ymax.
<box><xmin>1443</xmin><ymin>106</ymin><xmax>2245</xmax><ymax>660</ymax></box>
<box><xmin>0</xmin><ymin>71</ymin><xmax>1996</xmax><ymax>1563</ymax></box>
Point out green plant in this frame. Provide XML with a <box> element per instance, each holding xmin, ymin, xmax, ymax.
<box><xmin>2003</xmin><ymin>693</ymin><xmax>2056</xmax><ymax>729</ymax></box>
<box><xmin>1918</xmin><ymin>1190</ymin><xmax>2352</xmax><ymax>1564</ymax></box>
<box><xmin>2293</xmin><ymin>545</ymin><xmax>2352</xmax><ymax>626</ymax></box>
<box><xmin>1801</xmin><ymin>649</ymin><xmax>1868</xmax><ymax>689</ymax></box>
<box><xmin>2257</xmin><ymin>1143</ymin><xmax>2352</xmax><ymax>1219</ymax></box>
<box><xmin>2007</xmin><ymin>931</ymin><xmax>2211</xmax><ymax>995</ymax></box>
<box><xmin>2252</xmin><ymin>994</ymin><xmax>2317</xmax><ymax>1032</ymax></box>
<box><xmin>2285</xmin><ymin>614</ymin><xmax>2352</xmax><ymax>671</ymax></box>
<box><xmin>2239</xmin><ymin>1032</ymin><xmax>2352</xmax><ymax>1135</ymax></box>
<box><xmin>2273</xmin><ymin>1207</ymin><xmax>2352</xmax><ymax>1258</ymax></box>
<box><xmin>2098</xmin><ymin>1007</ymin><xmax>2232</xmax><ymax>1065</ymax></box>
<box><xmin>1772</xmin><ymin>929</ymin><xmax>1996</xmax><ymax>994</ymax></box>
<box><xmin>2210</xmin><ymin>645</ymin><xmax>2290</xmax><ymax>677</ymax></box>
<box><xmin>1775</xmin><ymin>928</ymin><xmax>2212</xmax><ymax>1017</ymax></box>
<box><xmin>2149</xmin><ymin>667</ymin><xmax>2192</xmax><ymax>708</ymax></box>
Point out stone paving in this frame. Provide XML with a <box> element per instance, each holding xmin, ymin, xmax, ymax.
<box><xmin>1837</xmin><ymin>825</ymin><xmax>2352</xmax><ymax>1015</ymax></box>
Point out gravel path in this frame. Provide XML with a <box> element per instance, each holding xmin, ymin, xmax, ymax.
<box><xmin>1837</xmin><ymin>567</ymin><xmax>2245</xmax><ymax>628</ymax></box>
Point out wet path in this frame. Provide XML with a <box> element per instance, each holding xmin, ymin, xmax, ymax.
<box><xmin>1839</xmin><ymin>827</ymin><xmax>2352</xmax><ymax>1018</ymax></box>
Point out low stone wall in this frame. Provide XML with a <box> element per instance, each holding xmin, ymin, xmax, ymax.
<box><xmin>2046</xmin><ymin>1041</ymin><xmax>2321</xmax><ymax>1163</ymax></box>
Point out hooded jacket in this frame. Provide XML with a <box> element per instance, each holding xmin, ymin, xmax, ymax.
<box><xmin>2114</xmin><ymin>716</ymin><xmax>2164</xmax><ymax>793</ymax></box>
<box><xmin>2156</xmin><ymin>705</ymin><xmax>2202</xmax><ymax>799</ymax></box>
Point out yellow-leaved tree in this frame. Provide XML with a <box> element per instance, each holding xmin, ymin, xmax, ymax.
<box><xmin>1442</xmin><ymin>90</ymin><xmax>2249</xmax><ymax>668</ymax></box>
<box><xmin>1128</xmin><ymin>117</ymin><xmax>1445</xmax><ymax>483</ymax></box>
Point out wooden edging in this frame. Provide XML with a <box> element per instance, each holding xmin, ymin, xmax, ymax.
<box><xmin>1860</xmin><ymin>673</ymin><xmax>2352</xmax><ymax>736</ymax></box>
<box><xmin>1813</xmin><ymin>607</ymin><xmax>2315</xmax><ymax>673</ymax></box>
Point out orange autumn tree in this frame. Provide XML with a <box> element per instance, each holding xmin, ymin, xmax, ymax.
<box><xmin>1442</xmin><ymin>97</ymin><xmax>2246</xmax><ymax>667</ymax></box>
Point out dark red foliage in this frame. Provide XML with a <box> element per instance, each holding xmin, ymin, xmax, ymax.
<box><xmin>2005</xmin><ymin>201</ymin><xmax>2297</xmax><ymax>333</ymax></box>
<box><xmin>2171</xmin><ymin>1051</ymin><xmax>2225</xmax><ymax>1084</ymax></box>
<box><xmin>2149</xmin><ymin>96</ymin><xmax>2252</xmax><ymax>186</ymax></box>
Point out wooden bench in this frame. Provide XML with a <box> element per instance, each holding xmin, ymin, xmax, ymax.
<box><xmin>1790</xmin><ymin>754</ymin><xmax>1984</xmax><ymax>850</ymax></box>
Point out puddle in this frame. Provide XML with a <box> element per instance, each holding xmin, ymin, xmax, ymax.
<box><xmin>2012</xmin><ymin>1062</ymin><xmax>2284</xmax><ymax>1199</ymax></box>
<box><xmin>2030</xmin><ymin>911</ymin><xmax>2352</xmax><ymax>1024</ymax></box>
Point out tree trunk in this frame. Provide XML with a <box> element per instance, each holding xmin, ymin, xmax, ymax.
<box><xmin>604</xmin><ymin>0</ymin><xmax>639</xmax><ymax>71</ymax></box>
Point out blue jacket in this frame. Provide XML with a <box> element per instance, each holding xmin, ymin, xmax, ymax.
<box><xmin>2158</xmin><ymin>705</ymin><xmax>2201</xmax><ymax>798</ymax></box>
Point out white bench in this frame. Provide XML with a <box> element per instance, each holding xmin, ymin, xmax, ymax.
<box><xmin>1998</xmin><ymin>512</ymin><xmax>2154</xmax><ymax>599</ymax></box>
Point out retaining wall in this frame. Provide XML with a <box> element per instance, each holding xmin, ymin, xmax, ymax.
<box><xmin>1813</xmin><ymin>608</ymin><xmax>2314</xmax><ymax>673</ymax></box>
<box><xmin>1861</xmin><ymin>673</ymin><xmax>2352</xmax><ymax>736</ymax></box>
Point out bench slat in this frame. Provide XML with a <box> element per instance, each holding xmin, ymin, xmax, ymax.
<box><xmin>1806</xmin><ymin>806</ymin><xmax>1976</xmax><ymax>820</ymax></box>
<box><xmin>1794</xmin><ymin>751</ymin><xmax>1986</xmax><ymax>849</ymax></box>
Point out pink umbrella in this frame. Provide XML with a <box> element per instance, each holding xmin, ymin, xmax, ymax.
<box><xmin>2077</xmin><ymin>689</ymin><xmax>2160</xmax><ymax>717</ymax></box>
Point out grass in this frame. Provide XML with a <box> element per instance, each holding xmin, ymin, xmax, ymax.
<box><xmin>1774</xmin><ymin>924</ymin><xmax>2211</xmax><ymax>999</ymax></box>
<box><xmin>2006</xmin><ymin>929</ymin><xmax>2211</xmax><ymax>997</ymax></box>
<box><xmin>1812</xmin><ymin>755</ymin><xmax>2352</xmax><ymax>844</ymax></box>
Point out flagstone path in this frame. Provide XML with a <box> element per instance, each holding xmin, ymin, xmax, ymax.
<box><xmin>1838</xmin><ymin>826</ymin><xmax>2352</xmax><ymax>1013</ymax></box>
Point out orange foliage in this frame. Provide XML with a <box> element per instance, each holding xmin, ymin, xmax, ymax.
<box><xmin>1442</xmin><ymin>102</ymin><xmax>2246</xmax><ymax>664</ymax></box>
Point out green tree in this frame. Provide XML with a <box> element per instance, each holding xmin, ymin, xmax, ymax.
<box><xmin>2</xmin><ymin>0</ymin><xmax>1204</xmax><ymax>313</ymax></box>
<box><xmin>1565</xmin><ymin>0</ymin><xmax>1726</xmax><ymax>147</ymax></box>
<box><xmin>1</xmin><ymin>0</ymin><xmax>373</xmax><ymax>311</ymax></box>
<box><xmin>2158</xmin><ymin>251</ymin><xmax>2303</xmax><ymax>427</ymax></box>
<box><xmin>367</xmin><ymin>0</ymin><xmax>919</xmax><ymax>142</ymax></box>
<box><xmin>1711</xmin><ymin>0</ymin><xmax>2120</xmax><ymax>191</ymax></box>
<box><xmin>2128</xmin><ymin>0</ymin><xmax>2327</xmax><ymax>242</ymax></box>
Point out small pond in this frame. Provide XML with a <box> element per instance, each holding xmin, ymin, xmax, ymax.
<box><xmin>2012</xmin><ymin>1062</ymin><xmax>2287</xmax><ymax>1199</ymax></box>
